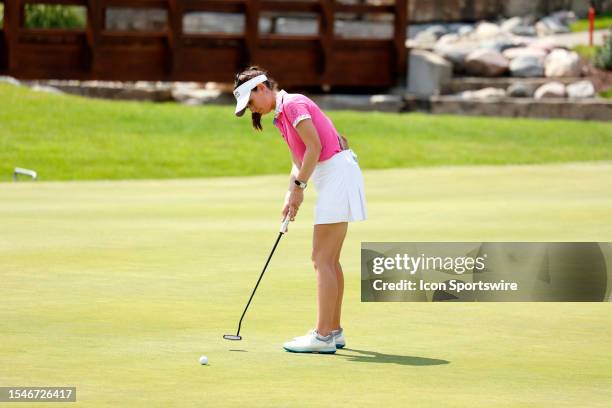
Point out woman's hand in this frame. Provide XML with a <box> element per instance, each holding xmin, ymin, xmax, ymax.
<box><xmin>282</xmin><ymin>188</ymin><xmax>304</xmax><ymax>221</ymax></box>
<box><xmin>339</xmin><ymin>134</ymin><xmax>349</xmax><ymax>150</ymax></box>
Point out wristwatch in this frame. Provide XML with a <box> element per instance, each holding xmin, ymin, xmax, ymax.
<box><xmin>294</xmin><ymin>179</ymin><xmax>307</xmax><ymax>189</ymax></box>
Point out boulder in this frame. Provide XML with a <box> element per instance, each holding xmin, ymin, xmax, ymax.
<box><xmin>545</xmin><ymin>49</ymin><xmax>581</xmax><ymax>77</ymax></box>
<box><xmin>503</xmin><ymin>47</ymin><xmax>547</xmax><ymax>60</ymax></box>
<box><xmin>407</xmin><ymin>49</ymin><xmax>453</xmax><ymax>97</ymax></box>
<box><xmin>566</xmin><ymin>80</ymin><xmax>596</xmax><ymax>98</ymax></box>
<box><xmin>464</xmin><ymin>49</ymin><xmax>509</xmax><ymax>77</ymax></box>
<box><xmin>536</xmin><ymin>16</ymin><xmax>571</xmax><ymax>36</ymax></box>
<box><xmin>413</xmin><ymin>24</ymin><xmax>448</xmax><ymax>47</ymax></box>
<box><xmin>413</xmin><ymin>30</ymin><xmax>440</xmax><ymax>47</ymax></box>
<box><xmin>509</xmin><ymin>55</ymin><xmax>545</xmax><ymax>77</ymax></box>
<box><xmin>480</xmin><ymin>39</ymin><xmax>521</xmax><ymax>53</ymax></box>
<box><xmin>31</xmin><ymin>85</ymin><xmax>63</xmax><ymax>95</ymax></box>
<box><xmin>460</xmin><ymin>87</ymin><xmax>506</xmax><ymax>100</ymax></box>
<box><xmin>457</xmin><ymin>25</ymin><xmax>474</xmax><ymax>37</ymax></box>
<box><xmin>507</xmin><ymin>83</ymin><xmax>537</xmax><ymax>98</ymax></box>
<box><xmin>501</xmin><ymin>17</ymin><xmax>523</xmax><ymax>33</ymax></box>
<box><xmin>528</xmin><ymin>39</ymin><xmax>559</xmax><ymax>53</ymax></box>
<box><xmin>474</xmin><ymin>22</ymin><xmax>501</xmax><ymax>40</ymax></box>
<box><xmin>550</xmin><ymin>10</ymin><xmax>577</xmax><ymax>26</ymax></box>
<box><xmin>434</xmin><ymin>43</ymin><xmax>479</xmax><ymax>74</ymax></box>
<box><xmin>0</xmin><ymin>76</ymin><xmax>21</xmax><ymax>86</ymax></box>
<box><xmin>534</xmin><ymin>82</ymin><xmax>566</xmax><ymax>99</ymax></box>
<box><xmin>511</xmin><ymin>25</ymin><xmax>537</xmax><ymax>37</ymax></box>
<box><xmin>436</xmin><ymin>33</ymin><xmax>460</xmax><ymax>46</ymax></box>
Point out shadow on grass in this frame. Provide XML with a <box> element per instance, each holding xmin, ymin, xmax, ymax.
<box><xmin>336</xmin><ymin>348</ymin><xmax>450</xmax><ymax>366</ymax></box>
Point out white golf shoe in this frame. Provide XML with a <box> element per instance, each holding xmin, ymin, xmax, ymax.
<box><xmin>331</xmin><ymin>328</ymin><xmax>345</xmax><ymax>349</ymax></box>
<box><xmin>283</xmin><ymin>330</ymin><xmax>336</xmax><ymax>354</ymax></box>
<box><xmin>293</xmin><ymin>328</ymin><xmax>346</xmax><ymax>349</ymax></box>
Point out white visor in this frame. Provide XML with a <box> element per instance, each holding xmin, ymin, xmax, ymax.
<box><xmin>233</xmin><ymin>74</ymin><xmax>268</xmax><ymax>117</ymax></box>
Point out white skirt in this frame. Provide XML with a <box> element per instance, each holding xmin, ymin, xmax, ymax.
<box><xmin>310</xmin><ymin>149</ymin><xmax>368</xmax><ymax>225</ymax></box>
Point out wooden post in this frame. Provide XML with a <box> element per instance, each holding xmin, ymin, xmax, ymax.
<box><xmin>86</xmin><ymin>0</ymin><xmax>103</xmax><ymax>78</ymax></box>
<box><xmin>4</xmin><ymin>0</ymin><xmax>22</xmax><ymax>73</ymax></box>
<box><xmin>319</xmin><ymin>0</ymin><xmax>334</xmax><ymax>89</ymax></box>
<box><xmin>245</xmin><ymin>0</ymin><xmax>260</xmax><ymax>68</ymax></box>
<box><xmin>167</xmin><ymin>0</ymin><xmax>182</xmax><ymax>78</ymax></box>
<box><xmin>394</xmin><ymin>0</ymin><xmax>407</xmax><ymax>87</ymax></box>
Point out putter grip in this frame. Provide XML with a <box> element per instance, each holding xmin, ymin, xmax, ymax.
<box><xmin>280</xmin><ymin>216</ymin><xmax>290</xmax><ymax>233</ymax></box>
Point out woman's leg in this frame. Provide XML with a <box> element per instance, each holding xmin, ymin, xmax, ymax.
<box><xmin>332</xmin><ymin>225</ymin><xmax>348</xmax><ymax>331</ymax></box>
<box><xmin>312</xmin><ymin>222</ymin><xmax>348</xmax><ymax>337</ymax></box>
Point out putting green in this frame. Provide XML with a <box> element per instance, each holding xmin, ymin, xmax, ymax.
<box><xmin>1</xmin><ymin>163</ymin><xmax>611</xmax><ymax>407</ymax></box>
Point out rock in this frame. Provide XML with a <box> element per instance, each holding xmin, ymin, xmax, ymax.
<box><xmin>311</xmin><ymin>94</ymin><xmax>401</xmax><ymax>112</ymax></box>
<box><xmin>507</xmin><ymin>83</ymin><xmax>536</xmax><ymax>98</ymax></box>
<box><xmin>369</xmin><ymin>94</ymin><xmax>404</xmax><ymax>111</ymax></box>
<box><xmin>174</xmin><ymin>88</ymin><xmax>224</xmax><ymax>105</ymax></box>
<box><xmin>545</xmin><ymin>49</ymin><xmax>581</xmax><ymax>77</ymax></box>
<box><xmin>465</xmin><ymin>49</ymin><xmax>509</xmax><ymax>77</ymax></box>
<box><xmin>550</xmin><ymin>10</ymin><xmax>577</xmax><ymax>26</ymax></box>
<box><xmin>457</xmin><ymin>25</ymin><xmax>474</xmax><ymax>37</ymax></box>
<box><xmin>460</xmin><ymin>87</ymin><xmax>506</xmax><ymax>100</ymax></box>
<box><xmin>501</xmin><ymin>17</ymin><xmax>523</xmax><ymax>33</ymax></box>
<box><xmin>474</xmin><ymin>22</ymin><xmax>501</xmax><ymax>40</ymax></box>
<box><xmin>566</xmin><ymin>80</ymin><xmax>595</xmax><ymax>98</ymax></box>
<box><xmin>536</xmin><ymin>16</ymin><xmax>571</xmax><ymax>36</ymax></box>
<box><xmin>31</xmin><ymin>85</ymin><xmax>63</xmax><ymax>94</ymax></box>
<box><xmin>413</xmin><ymin>24</ymin><xmax>448</xmax><ymax>47</ymax></box>
<box><xmin>0</xmin><ymin>76</ymin><xmax>21</xmax><ymax>86</ymax></box>
<box><xmin>534</xmin><ymin>82</ymin><xmax>566</xmax><ymax>99</ymax></box>
<box><xmin>436</xmin><ymin>33</ymin><xmax>460</xmax><ymax>46</ymax></box>
<box><xmin>171</xmin><ymin>83</ymin><xmax>234</xmax><ymax>105</ymax></box>
<box><xmin>503</xmin><ymin>47</ymin><xmax>547</xmax><ymax>60</ymax></box>
<box><xmin>425</xmin><ymin>25</ymin><xmax>449</xmax><ymax>38</ymax></box>
<box><xmin>171</xmin><ymin>82</ymin><xmax>202</xmax><ymax>102</ymax></box>
<box><xmin>480</xmin><ymin>39</ymin><xmax>520</xmax><ymax>53</ymax></box>
<box><xmin>413</xmin><ymin>30</ymin><xmax>439</xmax><ymax>47</ymax></box>
<box><xmin>509</xmin><ymin>55</ymin><xmax>545</xmax><ymax>77</ymax></box>
<box><xmin>528</xmin><ymin>39</ymin><xmax>559</xmax><ymax>53</ymax></box>
<box><xmin>511</xmin><ymin>25</ymin><xmax>537</xmax><ymax>37</ymax></box>
<box><xmin>434</xmin><ymin>43</ymin><xmax>479</xmax><ymax>74</ymax></box>
<box><xmin>407</xmin><ymin>49</ymin><xmax>453</xmax><ymax>97</ymax></box>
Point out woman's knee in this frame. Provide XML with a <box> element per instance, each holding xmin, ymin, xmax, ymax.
<box><xmin>311</xmin><ymin>251</ymin><xmax>335</xmax><ymax>272</ymax></box>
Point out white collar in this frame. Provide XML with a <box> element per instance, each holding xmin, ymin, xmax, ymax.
<box><xmin>274</xmin><ymin>90</ymin><xmax>288</xmax><ymax>119</ymax></box>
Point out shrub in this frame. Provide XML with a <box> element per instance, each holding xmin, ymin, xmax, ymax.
<box><xmin>594</xmin><ymin>29</ymin><xmax>612</xmax><ymax>70</ymax></box>
<box><xmin>24</xmin><ymin>4</ymin><xmax>86</xmax><ymax>29</ymax></box>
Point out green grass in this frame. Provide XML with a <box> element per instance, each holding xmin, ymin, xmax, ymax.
<box><xmin>1</xmin><ymin>83</ymin><xmax>612</xmax><ymax>182</ymax></box>
<box><xmin>573</xmin><ymin>44</ymin><xmax>602</xmax><ymax>60</ymax></box>
<box><xmin>1</xmin><ymin>163</ymin><xmax>612</xmax><ymax>407</ymax></box>
<box><xmin>571</xmin><ymin>13</ymin><xmax>612</xmax><ymax>32</ymax></box>
<box><xmin>600</xmin><ymin>88</ymin><xmax>612</xmax><ymax>98</ymax></box>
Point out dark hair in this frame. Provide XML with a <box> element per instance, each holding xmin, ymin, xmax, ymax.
<box><xmin>234</xmin><ymin>66</ymin><xmax>278</xmax><ymax>131</ymax></box>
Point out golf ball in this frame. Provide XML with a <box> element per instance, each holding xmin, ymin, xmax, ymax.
<box><xmin>199</xmin><ymin>355</ymin><xmax>208</xmax><ymax>365</ymax></box>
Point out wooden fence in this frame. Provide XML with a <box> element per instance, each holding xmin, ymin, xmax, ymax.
<box><xmin>0</xmin><ymin>0</ymin><xmax>408</xmax><ymax>89</ymax></box>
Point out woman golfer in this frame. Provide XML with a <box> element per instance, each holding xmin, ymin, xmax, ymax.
<box><xmin>233</xmin><ymin>66</ymin><xmax>367</xmax><ymax>354</ymax></box>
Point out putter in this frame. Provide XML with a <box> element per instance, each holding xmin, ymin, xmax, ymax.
<box><xmin>223</xmin><ymin>215</ymin><xmax>291</xmax><ymax>341</ymax></box>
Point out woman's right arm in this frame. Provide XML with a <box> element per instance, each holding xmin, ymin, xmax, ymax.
<box><xmin>282</xmin><ymin>152</ymin><xmax>302</xmax><ymax>217</ymax></box>
<box><xmin>287</xmin><ymin>151</ymin><xmax>301</xmax><ymax>190</ymax></box>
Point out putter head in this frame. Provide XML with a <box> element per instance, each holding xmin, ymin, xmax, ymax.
<box><xmin>223</xmin><ymin>334</ymin><xmax>242</xmax><ymax>341</ymax></box>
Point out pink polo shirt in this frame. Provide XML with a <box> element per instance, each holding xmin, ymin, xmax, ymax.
<box><xmin>273</xmin><ymin>90</ymin><xmax>342</xmax><ymax>163</ymax></box>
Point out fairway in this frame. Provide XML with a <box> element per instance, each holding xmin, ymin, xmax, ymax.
<box><xmin>1</xmin><ymin>163</ymin><xmax>612</xmax><ymax>407</ymax></box>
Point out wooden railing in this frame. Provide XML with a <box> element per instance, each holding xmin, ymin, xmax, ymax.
<box><xmin>0</xmin><ymin>0</ymin><xmax>408</xmax><ymax>89</ymax></box>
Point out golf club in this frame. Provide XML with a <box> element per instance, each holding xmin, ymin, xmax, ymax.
<box><xmin>223</xmin><ymin>215</ymin><xmax>291</xmax><ymax>341</ymax></box>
